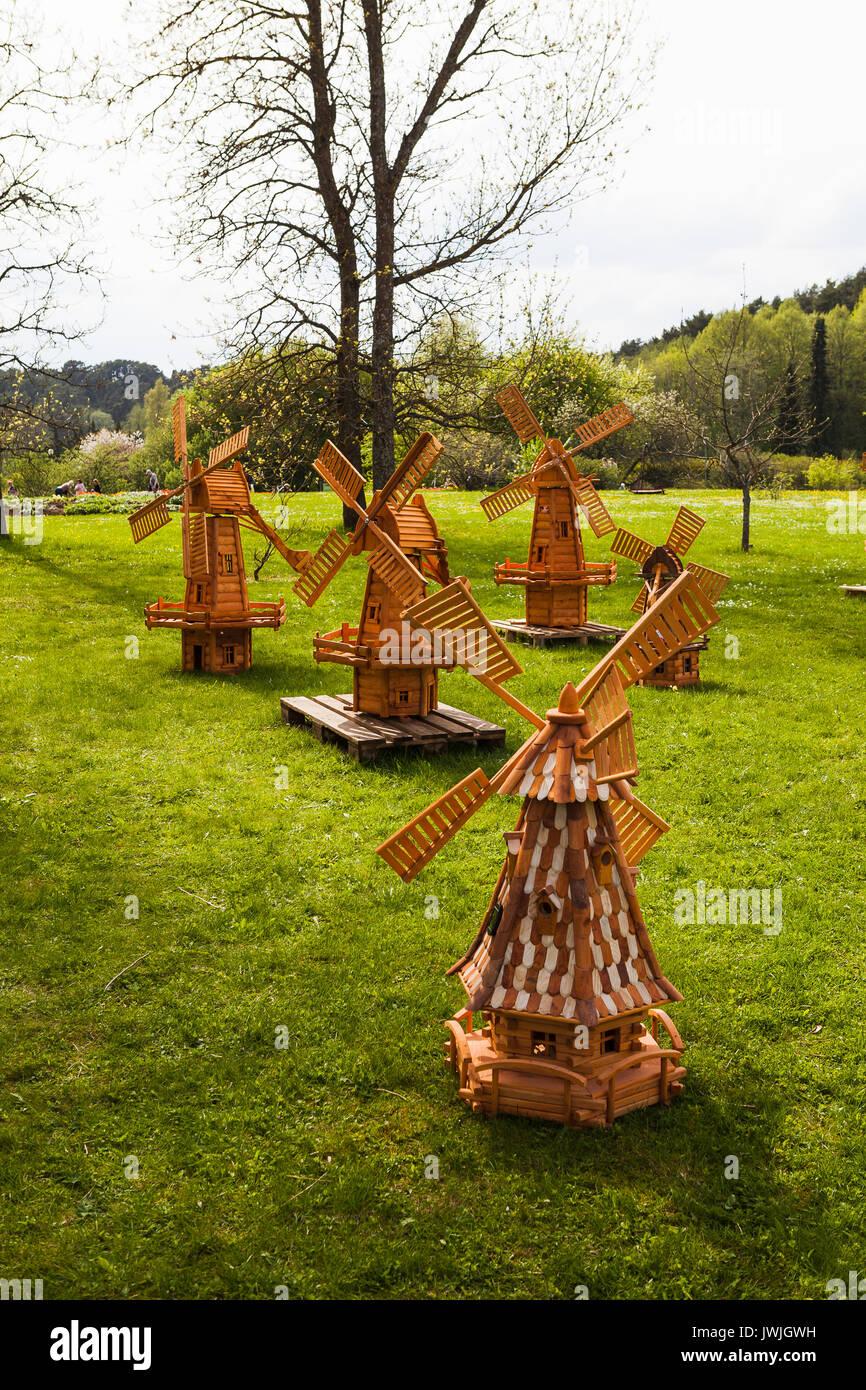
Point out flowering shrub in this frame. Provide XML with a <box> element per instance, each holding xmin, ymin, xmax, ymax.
<box><xmin>76</xmin><ymin>429</ymin><xmax>144</xmax><ymax>491</ymax></box>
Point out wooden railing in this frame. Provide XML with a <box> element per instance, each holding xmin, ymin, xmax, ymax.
<box><xmin>493</xmin><ymin>559</ymin><xmax>615</xmax><ymax>588</ymax></box>
<box><xmin>312</xmin><ymin>625</ymin><xmax>371</xmax><ymax>668</ymax></box>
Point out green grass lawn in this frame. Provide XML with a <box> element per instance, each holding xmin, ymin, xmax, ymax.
<box><xmin>1</xmin><ymin>488</ymin><xmax>864</xmax><ymax>1300</ymax></box>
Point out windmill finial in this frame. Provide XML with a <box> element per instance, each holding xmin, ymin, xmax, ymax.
<box><xmin>547</xmin><ymin>681</ymin><xmax>585</xmax><ymax>722</ymax></box>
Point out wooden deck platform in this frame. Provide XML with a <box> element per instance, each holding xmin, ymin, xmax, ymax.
<box><xmin>840</xmin><ymin>585</ymin><xmax>866</xmax><ymax>598</ymax></box>
<box><xmin>280</xmin><ymin>692</ymin><xmax>506</xmax><ymax>762</ymax></box>
<box><xmin>491</xmin><ymin>618</ymin><xmax>626</xmax><ymax>650</ymax></box>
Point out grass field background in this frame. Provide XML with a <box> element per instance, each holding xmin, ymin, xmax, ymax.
<box><xmin>1</xmin><ymin>488</ymin><xmax>864</xmax><ymax>1299</ymax></box>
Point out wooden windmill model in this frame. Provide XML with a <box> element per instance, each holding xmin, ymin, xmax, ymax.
<box><xmin>480</xmin><ymin>385</ymin><xmax>633</xmax><ymax>641</ymax></box>
<box><xmin>129</xmin><ymin>397</ymin><xmax>312</xmax><ymax>673</ymax></box>
<box><xmin>289</xmin><ymin>433</ymin><xmax>529</xmax><ymax>732</ymax></box>
<box><xmin>610</xmin><ymin>507</ymin><xmax>730</xmax><ymax>688</ymax></box>
<box><xmin>377</xmin><ymin>571</ymin><xmax>722</xmax><ymax>1129</ymax></box>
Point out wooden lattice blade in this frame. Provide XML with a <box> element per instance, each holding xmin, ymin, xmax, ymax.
<box><xmin>185</xmin><ymin>511</ymin><xmax>209</xmax><ymax>578</ymax></box>
<box><xmin>580</xmin><ymin>663</ymin><xmax>637</xmax><ymax>781</ymax></box>
<box><xmin>480</xmin><ymin>472</ymin><xmax>535</xmax><ymax>522</ymax></box>
<box><xmin>610</xmin><ymin>526</ymin><xmax>654</xmax><ymax>564</ymax></box>
<box><xmin>571</xmin><ymin>477</ymin><xmax>616</xmax><ymax>538</ymax></box>
<box><xmin>571</xmin><ymin>401</ymin><xmax>633</xmax><ymax>452</ymax></box>
<box><xmin>610</xmin><ymin>790</ymin><xmax>670</xmax><ymax>865</ymax></box>
<box><xmin>372</xmin><ymin>433</ymin><xmax>442</xmax><ymax>515</ymax></box>
<box><xmin>208</xmin><ymin>425</ymin><xmax>250</xmax><ymax>469</ymax></box>
<box><xmin>310</xmin><ymin>440</ymin><xmax>367</xmax><ymax>512</ymax></box>
<box><xmin>129</xmin><ymin>496</ymin><xmax>172</xmax><ymax>543</ymax></box>
<box><xmin>666</xmin><ymin>505</ymin><xmax>705</xmax><ymax>556</ymax></box>
<box><xmin>576</xmin><ymin>570</ymin><xmax>720</xmax><ymax>697</ymax></box>
<box><xmin>403</xmin><ymin>579</ymin><xmax>522</xmax><ymax>687</ymax></box>
<box><xmin>366</xmin><ymin>527</ymin><xmax>427</xmax><ymax>609</ymax></box>
<box><xmin>376</xmin><ymin>768</ymin><xmax>494</xmax><ymax>882</ymax></box>
<box><xmin>293</xmin><ymin>530</ymin><xmax>352</xmax><ymax>606</ymax></box>
<box><xmin>686</xmin><ymin>561</ymin><xmax>730</xmax><ymax>604</ymax></box>
<box><xmin>173</xmin><ymin>396</ymin><xmax>187</xmax><ymax>466</ymax></box>
<box><xmin>495</xmin><ymin>383</ymin><xmax>545</xmax><ymax>444</ymax></box>
<box><xmin>630</xmin><ymin>584</ymin><xmax>649</xmax><ymax>615</ymax></box>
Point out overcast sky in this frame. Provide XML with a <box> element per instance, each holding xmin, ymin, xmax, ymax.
<box><xmin>39</xmin><ymin>0</ymin><xmax>866</xmax><ymax>372</ymax></box>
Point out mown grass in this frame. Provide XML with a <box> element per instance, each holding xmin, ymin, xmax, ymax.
<box><xmin>1</xmin><ymin>488</ymin><xmax>864</xmax><ymax>1300</ymax></box>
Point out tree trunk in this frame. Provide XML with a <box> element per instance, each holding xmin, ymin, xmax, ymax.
<box><xmin>336</xmin><ymin>274</ymin><xmax>366</xmax><ymax>529</ymax></box>
<box><xmin>364</xmin><ymin>1</ymin><xmax>396</xmax><ymax>492</ymax></box>
<box><xmin>741</xmin><ymin>480</ymin><xmax>751</xmax><ymax>551</ymax></box>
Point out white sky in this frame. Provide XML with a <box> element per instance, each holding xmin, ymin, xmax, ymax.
<box><xmin>33</xmin><ymin>0</ymin><xmax>866</xmax><ymax>371</ymax></box>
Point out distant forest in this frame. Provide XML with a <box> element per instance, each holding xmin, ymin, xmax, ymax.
<box><xmin>617</xmin><ymin>266</ymin><xmax>866</xmax><ymax>357</ymax></box>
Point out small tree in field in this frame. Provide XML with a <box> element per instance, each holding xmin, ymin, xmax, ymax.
<box><xmin>679</xmin><ymin>304</ymin><xmax>811</xmax><ymax>551</ymax></box>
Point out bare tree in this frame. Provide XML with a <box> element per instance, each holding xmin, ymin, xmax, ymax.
<box><xmin>120</xmin><ymin>0</ymin><xmax>648</xmax><ymax>489</ymax></box>
<box><xmin>0</xmin><ymin>10</ymin><xmax>96</xmax><ymax>469</ymax></box>
<box><xmin>679</xmin><ymin>304</ymin><xmax>811</xmax><ymax>550</ymax></box>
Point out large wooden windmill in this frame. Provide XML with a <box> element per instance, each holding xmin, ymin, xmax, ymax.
<box><xmin>129</xmin><ymin>397</ymin><xmax>312</xmax><ymax>674</ymax></box>
<box><xmin>610</xmin><ymin>506</ymin><xmax>730</xmax><ymax>688</ymax></box>
<box><xmin>376</xmin><ymin>571</ymin><xmax>722</xmax><ymax>1129</ymax></box>
<box><xmin>480</xmin><ymin>384</ymin><xmax>633</xmax><ymax>644</ymax></box>
<box><xmin>283</xmin><ymin>433</ymin><xmax>533</xmax><ymax>757</ymax></box>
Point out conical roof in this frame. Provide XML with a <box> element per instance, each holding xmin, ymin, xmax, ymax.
<box><xmin>452</xmin><ymin>752</ymin><xmax>681</xmax><ymax>1026</ymax></box>
<box><xmin>497</xmin><ymin>681</ymin><xmax>609</xmax><ymax>804</ymax></box>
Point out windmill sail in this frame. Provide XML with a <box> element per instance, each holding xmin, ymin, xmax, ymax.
<box><xmin>610</xmin><ymin>527</ymin><xmax>654</xmax><ymax>564</ymax></box>
<box><xmin>309</xmin><ymin>440</ymin><xmax>367</xmax><ymax>512</ymax></box>
<box><xmin>129</xmin><ymin>496</ymin><xmax>172</xmax><ymax>543</ymax></box>
<box><xmin>480</xmin><ymin>472</ymin><xmax>535</xmax><ymax>522</ymax></box>
<box><xmin>686</xmin><ymin>561</ymin><xmax>730</xmax><ymax>604</ymax></box>
<box><xmin>403</xmin><ymin>580</ymin><xmax>522</xmax><ymax>687</ymax></box>
<box><xmin>366</xmin><ymin>531</ymin><xmax>427</xmax><ymax>608</ymax></box>
<box><xmin>571</xmin><ymin>477</ymin><xmax>616</xmax><ymax>538</ymax></box>
<box><xmin>571</xmin><ymin>401</ymin><xmax>633</xmax><ymax>451</ymax></box>
<box><xmin>610</xmin><ymin>791</ymin><xmax>670</xmax><ymax>865</ymax></box>
<box><xmin>374</xmin><ymin>433</ymin><xmax>442</xmax><ymax>514</ymax></box>
<box><xmin>376</xmin><ymin>768</ymin><xmax>495</xmax><ymax>883</ymax></box>
<box><xmin>666</xmin><ymin>505</ymin><xmax>705</xmax><ymax>556</ymax></box>
<box><xmin>173</xmin><ymin>397</ymin><xmax>188</xmax><ymax>467</ymax></box>
<box><xmin>207</xmin><ymin>426</ymin><xmax>250</xmax><ymax>469</ymax></box>
<box><xmin>293</xmin><ymin>530</ymin><xmax>353</xmax><ymax>606</ymax></box>
<box><xmin>495</xmin><ymin>384</ymin><xmax>545</xmax><ymax>444</ymax></box>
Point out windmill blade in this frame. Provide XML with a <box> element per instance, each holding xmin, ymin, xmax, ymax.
<box><xmin>630</xmin><ymin>584</ymin><xmax>649</xmax><ymax>615</ymax></box>
<box><xmin>495</xmin><ymin>383</ymin><xmax>545</xmax><ymax>445</ymax></box>
<box><xmin>581</xmin><ymin>706</ymin><xmax>638</xmax><ymax>783</ymax></box>
<box><xmin>403</xmin><ymin>579</ymin><xmax>522</xmax><ymax>687</ymax></box>
<box><xmin>370</xmin><ymin>433</ymin><xmax>442</xmax><ymax>515</ymax></box>
<box><xmin>570</xmin><ymin>476</ymin><xmax>616</xmax><ymax>538</ymax></box>
<box><xmin>208</xmin><ymin>425</ymin><xmax>250</xmax><ymax>469</ymax></box>
<box><xmin>686</xmin><ymin>561</ymin><xmax>730</xmax><ymax>604</ymax></box>
<box><xmin>129</xmin><ymin>495</ymin><xmax>173</xmax><ymax>543</ymax></box>
<box><xmin>571</xmin><ymin>401</ymin><xmax>633</xmax><ymax>452</ymax></box>
<box><xmin>480</xmin><ymin>472</ymin><xmax>535</xmax><ymax>522</ymax></box>
<box><xmin>580</xmin><ymin>663</ymin><xmax>636</xmax><ymax>782</ymax></box>
<box><xmin>610</xmin><ymin>526</ymin><xmax>654</xmax><ymax>565</ymax></box>
<box><xmin>309</xmin><ymin>440</ymin><xmax>368</xmax><ymax>514</ymax></box>
<box><xmin>293</xmin><ymin>530</ymin><xmax>353</xmax><ymax>606</ymax></box>
<box><xmin>610</xmin><ymin>790</ymin><xmax>670</xmax><ymax>865</ymax></box>
<box><xmin>173</xmin><ymin>396</ymin><xmax>188</xmax><ymax>468</ymax></box>
<box><xmin>666</xmin><ymin>505</ymin><xmax>705</xmax><ymax>556</ymax></box>
<box><xmin>376</xmin><ymin>768</ymin><xmax>495</xmax><ymax>883</ymax></box>
<box><xmin>366</xmin><ymin>527</ymin><xmax>427</xmax><ymax>609</ymax></box>
<box><xmin>577</xmin><ymin>570</ymin><xmax>720</xmax><ymax>697</ymax></box>
<box><xmin>184</xmin><ymin>511</ymin><xmax>209</xmax><ymax>579</ymax></box>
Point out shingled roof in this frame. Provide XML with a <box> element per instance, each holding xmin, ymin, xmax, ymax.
<box><xmin>451</xmin><ymin>681</ymin><xmax>681</xmax><ymax>1026</ymax></box>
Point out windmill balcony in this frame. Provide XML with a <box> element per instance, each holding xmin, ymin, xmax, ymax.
<box><xmin>313</xmin><ymin>625</ymin><xmax>371</xmax><ymax>668</ymax></box>
<box><xmin>493</xmin><ymin>559</ymin><xmax>616</xmax><ymax>588</ymax></box>
<box><xmin>445</xmin><ymin>1007</ymin><xmax>685</xmax><ymax>1129</ymax></box>
<box><xmin>145</xmin><ymin>597</ymin><xmax>286</xmax><ymax>631</ymax></box>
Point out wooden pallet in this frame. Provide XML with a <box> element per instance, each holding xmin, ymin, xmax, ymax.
<box><xmin>840</xmin><ymin>585</ymin><xmax>866</xmax><ymax>598</ymax></box>
<box><xmin>491</xmin><ymin>618</ymin><xmax>626</xmax><ymax>650</ymax></box>
<box><xmin>280</xmin><ymin>692</ymin><xmax>505</xmax><ymax>762</ymax></box>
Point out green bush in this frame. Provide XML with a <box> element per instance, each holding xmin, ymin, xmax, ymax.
<box><xmin>806</xmin><ymin>455</ymin><xmax>862</xmax><ymax>490</ymax></box>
